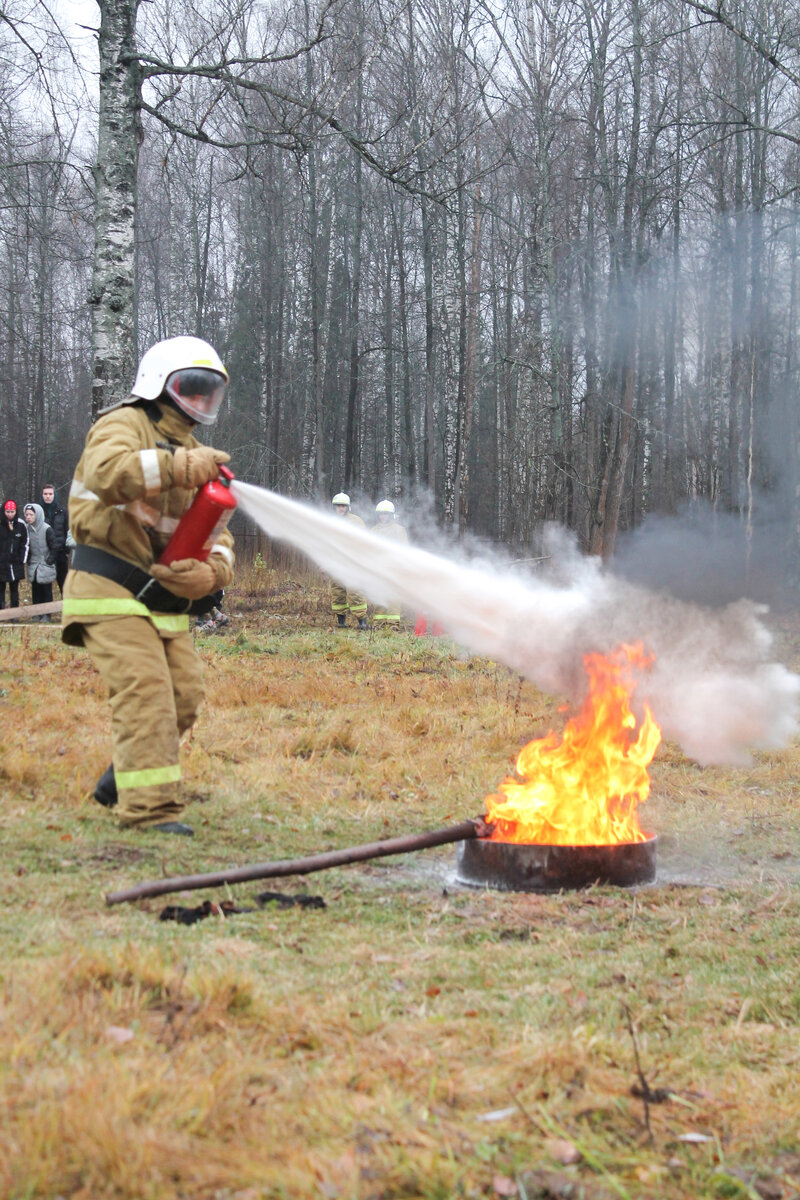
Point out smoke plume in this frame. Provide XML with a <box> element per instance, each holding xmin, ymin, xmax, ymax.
<box><xmin>232</xmin><ymin>482</ymin><xmax>799</xmax><ymax>766</ymax></box>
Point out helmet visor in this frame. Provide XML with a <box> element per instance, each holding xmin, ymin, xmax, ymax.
<box><xmin>165</xmin><ymin>368</ymin><xmax>228</xmax><ymax>426</ymax></box>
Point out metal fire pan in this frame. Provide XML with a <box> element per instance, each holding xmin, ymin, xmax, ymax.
<box><xmin>456</xmin><ymin>835</ymin><xmax>657</xmax><ymax>893</ymax></box>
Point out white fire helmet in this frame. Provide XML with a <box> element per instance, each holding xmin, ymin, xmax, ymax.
<box><xmin>332</xmin><ymin>493</ymin><xmax>350</xmax><ymax>507</ymax></box>
<box><xmin>376</xmin><ymin>500</ymin><xmax>395</xmax><ymax>515</ymax></box>
<box><xmin>131</xmin><ymin>336</ymin><xmax>229</xmax><ymax>426</ymax></box>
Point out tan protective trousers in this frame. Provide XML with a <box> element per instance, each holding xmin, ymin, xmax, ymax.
<box><xmin>330</xmin><ymin>582</ymin><xmax>367</xmax><ymax>618</ymax></box>
<box><xmin>81</xmin><ymin>617</ymin><xmax>204</xmax><ymax>827</ymax></box>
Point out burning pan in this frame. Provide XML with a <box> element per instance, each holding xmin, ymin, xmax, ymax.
<box><xmin>457</xmin><ymin>835</ymin><xmax>657</xmax><ymax>893</ymax></box>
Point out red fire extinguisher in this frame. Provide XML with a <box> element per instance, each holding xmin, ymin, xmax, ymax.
<box><xmin>158</xmin><ymin>464</ymin><xmax>237</xmax><ymax>566</ymax></box>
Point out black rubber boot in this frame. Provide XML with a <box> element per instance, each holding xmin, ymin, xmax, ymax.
<box><xmin>94</xmin><ymin>764</ymin><xmax>118</xmax><ymax>809</ymax></box>
<box><xmin>148</xmin><ymin>822</ymin><xmax>194</xmax><ymax>836</ymax></box>
<box><xmin>357</xmin><ymin>617</ymin><xmax>367</xmax><ymax>631</ymax></box>
<box><xmin>336</xmin><ymin>614</ymin><xmax>347</xmax><ymax>627</ymax></box>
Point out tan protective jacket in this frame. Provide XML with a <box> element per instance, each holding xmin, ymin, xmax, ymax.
<box><xmin>373</xmin><ymin>519</ymin><xmax>408</xmax><ymax>545</ymax></box>
<box><xmin>62</xmin><ymin>401</ymin><xmax>235</xmax><ymax>643</ymax></box>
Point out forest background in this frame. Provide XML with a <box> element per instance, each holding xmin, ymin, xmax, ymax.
<box><xmin>2</xmin><ymin>0</ymin><xmax>799</xmax><ymax>565</ymax></box>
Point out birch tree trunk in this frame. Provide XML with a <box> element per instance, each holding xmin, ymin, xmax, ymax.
<box><xmin>89</xmin><ymin>0</ymin><xmax>141</xmax><ymax>419</ymax></box>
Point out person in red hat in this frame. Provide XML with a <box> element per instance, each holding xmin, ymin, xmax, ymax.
<box><xmin>0</xmin><ymin>500</ymin><xmax>29</xmax><ymax>613</ymax></box>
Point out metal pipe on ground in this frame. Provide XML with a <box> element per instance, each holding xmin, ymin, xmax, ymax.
<box><xmin>106</xmin><ymin>818</ymin><xmax>492</xmax><ymax>905</ymax></box>
<box><xmin>0</xmin><ymin>601</ymin><xmax>62</xmax><ymax>623</ymax></box>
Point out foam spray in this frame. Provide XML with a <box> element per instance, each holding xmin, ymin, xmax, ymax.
<box><xmin>231</xmin><ymin>482</ymin><xmax>800</xmax><ymax>767</ymax></box>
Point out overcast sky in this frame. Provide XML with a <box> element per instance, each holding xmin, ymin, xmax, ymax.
<box><xmin>57</xmin><ymin>0</ymin><xmax>99</xmax><ymax>69</ymax></box>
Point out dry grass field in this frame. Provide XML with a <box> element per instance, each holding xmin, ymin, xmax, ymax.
<box><xmin>2</xmin><ymin>562</ymin><xmax>800</xmax><ymax>1200</ymax></box>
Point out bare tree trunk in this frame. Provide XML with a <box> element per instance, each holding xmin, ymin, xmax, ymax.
<box><xmin>405</xmin><ymin>0</ymin><xmax>436</xmax><ymax>497</ymax></box>
<box><xmin>344</xmin><ymin>17</ymin><xmax>365</xmax><ymax>491</ymax></box>
<box><xmin>344</xmin><ymin>183</ymin><xmax>363</xmax><ymax>490</ymax></box>
<box><xmin>382</xmin><ymin>225</ymin><xmax>396</xmax><ymax>490</ymax></box>
<box><xmin>391</xmin><ymin>197</ymin><xmax>416</xmax><ymax>485</ymax></box>
<box><xmin>89</xmin><ymin>0</ymin><xmax>141</xmax><ymax>419</ymax></box>
<box><xmin>586</xmin><ymin>0</ymin><xmax>641</xmax><ymax>558</ymax></box>
<box><xmin>448</xmin><ymin>156</ymin><xmax>468</xmax><ymax>526</ymax></box>
<box><xmin>458</xmin><ymin>179</ymin><xmax>482</xmax><ymax>532</ymax></box>
<box><xmin>193</xmin><ymin>159</ymin><xmax>214</xmax><ymax>337</ymax></box>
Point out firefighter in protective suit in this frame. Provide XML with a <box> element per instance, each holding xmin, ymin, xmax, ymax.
<box><xmin>372</xmin><ymin>500</ymin><xmax>409</xmax><ymax>625</ymax></box>
<box><xmin>330</xmin><ymin>492</ymin><xmax>368</xmax><ymax>629</ymax></box>
<box><xmin>62</xmin><ymin>336</ymin><xmax>235</xmax><ymax>834</ymax></box>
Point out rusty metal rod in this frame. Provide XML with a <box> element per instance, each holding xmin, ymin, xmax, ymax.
<box><xmin>106</xmin><ymin>817</ymin><xmax>491</xmax><ymax>905</ymax></box>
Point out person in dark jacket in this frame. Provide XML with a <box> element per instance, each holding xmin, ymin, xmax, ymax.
<box><xmin>0</xmin><ymin>500</ymin><xmax>29</xmax><ymax>611</ymax></box>
<box><xmin>24</xmin><ymin>503</ymin><xmax>57</xmax><ymax>620</ymax></box>
<box><xmin>40</xmin><ymin>484</ymin><xmax>70</xmax><ymax>594</ymax></box>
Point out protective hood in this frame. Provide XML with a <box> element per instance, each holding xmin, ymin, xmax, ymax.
<box><xmin>24</xmin><ymin>503</ymin><xmax>45</xmax><ymax>532</ymax></box>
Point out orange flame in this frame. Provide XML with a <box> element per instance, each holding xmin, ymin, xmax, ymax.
<box><xmin>485</xmin><ymin>644</ymin><xmax>661</xmax><ymax>845</ymax></box>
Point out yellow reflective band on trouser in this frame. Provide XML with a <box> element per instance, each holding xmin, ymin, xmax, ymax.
<box><xmin>115</xmin><ymin>763</ymin><xmax>182</xmax><ymax>791</ymax></box>
<box><xmin>62</xmin><ymin>598</ymin><xmax>190</xmax><ymax>632</ymax></box>
<box><xmin>373</xmin><ymin>614</ymin><xmax>401</xmax><ymax>622</ymax></box>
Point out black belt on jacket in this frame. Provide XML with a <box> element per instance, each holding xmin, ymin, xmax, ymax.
<box><xmin>71</xmin><ymin>544</ymin><xmax>221</xmax><ymax>617</ymax></box>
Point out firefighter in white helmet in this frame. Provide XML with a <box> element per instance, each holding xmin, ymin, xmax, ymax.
<box><xmin>330</xmin><ymin>492</ymin><xmax>368</xmax><ymax>629</ymax></box>
<box><xmin>61</xmin><ymin>336</ymin><xmax>235</xmax><ymax>834</ymax></box>
<box><xmin>372</xmin><ymin>500</ymin><xmax>408</xmax><ymax>625</ymax></box>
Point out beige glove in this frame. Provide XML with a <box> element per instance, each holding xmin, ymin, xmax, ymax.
<box><xmin>150</xmin><ymin>557</ymin><xmax>220</xmax><ymax>600</ymax></box>
<box><xmin>172</xmin><ymin>446</ymin><xmax>230</xmax><ymax>490</ymax></box>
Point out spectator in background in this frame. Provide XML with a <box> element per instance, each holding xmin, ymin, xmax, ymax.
<box><xmin>24</xmin><ymin>503</ymin><xmax>57</xmax><ymax>621</ymax></box>
<box><xmin>40</xmin><ymin>484</ymin><xmax>70</xmax><ymax>595</ymax></box>
<box><xmin>196</xmin><ymin>598</ymin><xmax>230</xmax><ymax>635</ymax></box>
<box><xmin>0</xmin><ymin>500</ymin><xmax>29</xmax><ymax>614</ymax></box>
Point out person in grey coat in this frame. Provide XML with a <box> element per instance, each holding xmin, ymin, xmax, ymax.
<box><xmin>24</xmin><ymin>503</ymin><xmax>57</xmax><ymax>621</ymax></box>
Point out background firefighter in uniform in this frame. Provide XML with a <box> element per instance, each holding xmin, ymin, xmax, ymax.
<box><xmin>62</xmin><ymin>336</ymin><xmax>235</xmax><ymax>834</ymax></box>
<box><xmin>330</xmin><ymin>492</ymin><xmax>368</xmax><ymax>629</ymax></box>
<box><xmin>372</xmin><ymin>500</ymin><xmax>408</xmax><ymax>625</ymax></box>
